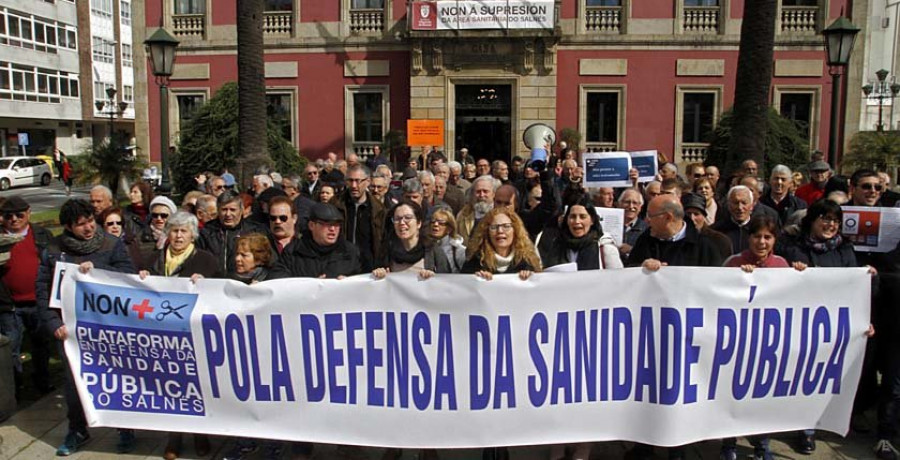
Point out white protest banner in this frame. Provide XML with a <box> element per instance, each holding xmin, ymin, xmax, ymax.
<box><xmin>583</xmin><ymin>151</ymin><xmax>632</xmax><ymax>188</ymax></box>
<box><xmin>595</xmin><ymin>207</ymin><xmax>624</xmax><ymax>246</ymax></box>
<box><xmin>59</xmin><ymin>264</ymin><xmax>869</xmax><ymax>448</ymax></box>
<box><xmin>841</xmin><ymin>206</ymin><xmax>900</xmax><ymax>253</ymax></box>
<box><xmin>629</xmin><ymin>150</ymin><xmax>658</xmax><ymax>183</ymax></box>
<box><xmin>410</xmin><ymin>0</ymin><xmax>554</xmax><ymax>30</ymax></box>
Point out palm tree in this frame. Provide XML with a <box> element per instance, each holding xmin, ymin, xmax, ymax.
<box><xmin>726</xmin><ymin>0</ymin><xmax>777</xmax><ymax>175</ymax></box>
<box><xmin>237</xmin><ymin>0</ymin><xmax>271</xmax><ymax>185</ymax></box>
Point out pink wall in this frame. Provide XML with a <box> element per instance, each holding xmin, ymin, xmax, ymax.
<box><xmin>146</xmin><ymin>52</ymin><xmax>410</xmax><ymax>162</ymax></box>
<box><xmin>556</xmin><ymin>49</ymin><xmax>833</xmax><ymax>161</ymax></box>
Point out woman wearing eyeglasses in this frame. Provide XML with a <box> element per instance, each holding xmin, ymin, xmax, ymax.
<box><xmin>136</xmin><ymin>196</ymin><xmax>178</xmax><ymax>263</ymax></box>
<box><xmin>372</xmin><ymin>200</ymin><xmax>435</xmax><ymax>280</ymax></box>
<box><xmin>461</xmin><ymin>207</ymin><xmax>542</xmax><ymax>280</ymax></box>
<box><xmin>98</xmin><ymin>207</ymin><xmax>143</xmax><ymax>268</ymax></box>
<box><xmin>137</xmin><ymin>211</ymin><xmax>219</xmax><ymax>460</ymax></box>
<box><xmin>426</xmin><ymin>207</ymin><xmax>466</xmax><ymax>273</ymax></box>
<box><xmin>780</xmin><ymin>199</ymin><xmax>877</xmax><ymax>455</ymax></box>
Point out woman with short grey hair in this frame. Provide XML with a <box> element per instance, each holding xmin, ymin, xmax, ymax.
<box><xmin>138</xmin><ymin>211</ymin><xmax>219</xmax><ymax>458</ymax></box>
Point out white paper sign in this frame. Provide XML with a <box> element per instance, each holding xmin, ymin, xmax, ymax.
<box><xmin>595</xmin><ymin>207</ymin><xmax>625</xmax><ymax>246</ymax></box>
<box><xmin>841</xmin><ymin>206</ymin><xmax>900</xmax><ymax>253</ymax></box>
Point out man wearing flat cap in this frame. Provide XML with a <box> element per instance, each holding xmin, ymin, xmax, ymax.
<box><xmin>269</xmin><ymin>203</ymin><xmax>361</xmax><ymax>279</ymax></box>
<box><xmin>0</xmin><ymin>196</ymin><xmax>54</xmax><ymax>398</ymax></box>
<box><xmin>795</xmin><ymin>160</ymin><xmax>832</xmax><ymax>206</ymax></box>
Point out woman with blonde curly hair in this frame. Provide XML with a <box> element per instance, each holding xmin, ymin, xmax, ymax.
<box><xmin>461</xmin><ymin>206</ymin><xmax>541</xmax><ymax>280</ymax></box>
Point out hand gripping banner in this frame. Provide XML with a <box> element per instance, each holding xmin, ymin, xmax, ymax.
<box><xmin>56</xmin><ymin>264</ymin><xmax>870</xmax><ymax>448</ymax></box>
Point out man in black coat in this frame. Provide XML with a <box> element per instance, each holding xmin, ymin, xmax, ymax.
<box><xmin>760</xmin><ymin>165</ymin><xmax>806</xmax><ymax>225</ymax></box>
<box><xmin>626</xmin><ymin>194</ymin><xmax>723</xmax><ymax>460</ymax></box>
<box><xmin>628</xmin><ymin>194</ymin><xmax>724</xmax><ymax>269</ymax></box>
<box><xmin>197</xmin><ymin>191</ymin><xmax>268</xmax><ymax>274</ymax></box>
<box><xmin>35</xmin><ymin>199</ymin><xmax>135</xmax><ymax>456</ymax></box>
<box><xmin>712</xmin><ymin>185</ymin><xmax>757</xmax><ymax>255</ymax></box>
<box><xmin>270</xmin><ymin>203</ymin><xmax>361</xmax><ymax>279</ymax></box>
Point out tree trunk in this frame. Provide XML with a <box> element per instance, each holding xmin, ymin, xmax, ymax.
<box><xmin>726</xmin><ymin>0</ymin><xmax>777</xmax><ymax>177</ymax></box>
<box><xmin>237</xmin><ymin>0</ymin><xmax>270</xmax><ymax>188</ymax></box>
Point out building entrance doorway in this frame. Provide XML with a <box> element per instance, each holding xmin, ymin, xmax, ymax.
<box><xmin>455</xmin><ymin>84</ymin><xmax>511</xmax><ymax>163</ymax></box>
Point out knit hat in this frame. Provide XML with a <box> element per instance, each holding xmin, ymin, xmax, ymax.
<box><xmin>149</xmin><ymin>196</ymin><xmax>177</xmax><ymax>215</ymax></box>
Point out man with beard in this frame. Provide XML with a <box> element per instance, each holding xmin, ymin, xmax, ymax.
<box><xmin>456</xmin><ymin>175</ymin><xmax>500</xmax><ymax>246</ymax></box>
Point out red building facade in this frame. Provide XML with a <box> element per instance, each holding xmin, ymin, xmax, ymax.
<box><xmin>139</xmin><ymin>0</ymin><xmax>864</xmax><ymax>166</ymax></box>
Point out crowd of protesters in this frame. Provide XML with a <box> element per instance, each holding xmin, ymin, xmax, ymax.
<box><xmin>1</xmin><ymin>144</ymin><xmax>899</xmax><ymax>460</ymax></box>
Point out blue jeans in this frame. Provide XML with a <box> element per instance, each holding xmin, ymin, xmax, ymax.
<box><xmin>0</xmin><ymin>311</ymin><xmax>22</xmax><ymax>373</ymax></box>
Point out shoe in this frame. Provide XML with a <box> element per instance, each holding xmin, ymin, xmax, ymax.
<box><xmin>875</xmin><ymin>439</ymin><xmax>900</xmax><ymax>460</ymax></box>
<box><xmin>56</xmin><ymin>430</ymin><xmax>90</xmax><ymax>456</ymax></box>
<box><xmin>753</xmin><ymin>449</ymin><xmax>774</xmax><ymax>460</ymax></box>
<box><xmin>164</xmin><ymin>433</ymin><xmax>182</xmax><ymax>460</ymax></box>
<box><xmin>194</xmin><ymin>434</ymin><xmax>211</xmax><ymax>457</ymax></box>
<box><xmin>719</xmin><ymin>446</ymin><xmax>737</xmax><ymax>460</ymax></box>
<box><xmin>263</xmin><ymin>441</ymin><xmax>286</xmax><ymax>460</ymax></box>
<box><xmin>223</xmin><ymin>440</ymin><xmax>259</xmax><ymax>460</ymax></box>
<box><xmin>116</xmin><ymin>429</ymin><xmax>136</xmax><ymax>454</ymax></box>
<box><xmin>797</xmin><ymin>433</ymin><xmax>816</xmax><ymax>454</ymax></box>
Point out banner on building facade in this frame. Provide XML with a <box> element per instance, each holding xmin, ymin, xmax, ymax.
<box><xmin>410</xmin><ymin>0</ymin><xmax>554</xmax><ymax>30</ymax></box>
<box><xmin>58</xmin><ymin>263</ymin><xmax>869</xmax><ymax>448</ymax></box>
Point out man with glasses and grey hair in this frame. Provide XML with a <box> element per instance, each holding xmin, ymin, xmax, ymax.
<box><xmin>300</xmin><ymin>163</ymin><xmax>322</xmax><ymax>199</ymax></box>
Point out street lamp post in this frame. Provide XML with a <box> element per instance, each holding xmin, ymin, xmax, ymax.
<box><xmin>823</xmin><ymin>16</ymin><xmax>860</xmax><ymax>169</ymax></box>
<box><xmin>94</xmin><ymin>87</ymin><xmax>128</xmax><ymax>152</ymax></box>
<box><xmin>862</xmin><ymin>69</ymin><xmax>900</xmax><ymax>131</ymax></box>
<box><xmin>144</xmin><ymin>28</ymin><xmax>179</xmax><ymax>195</ymax></box>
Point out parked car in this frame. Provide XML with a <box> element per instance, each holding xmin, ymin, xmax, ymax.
<box><xmin>0</xmin><ymin>156</ymin><xmax>53</xmax><ymax>191</ymax></box>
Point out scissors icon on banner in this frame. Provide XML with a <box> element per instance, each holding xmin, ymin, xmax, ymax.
<box><xmin>155</xmin><ymin>301</ymin><xmax>188</xmax><ymax>322</ymax></box>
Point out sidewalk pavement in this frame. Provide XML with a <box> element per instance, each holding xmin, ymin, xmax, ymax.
<box><xmin>0</xmin><ymin>391</ymin><xmax>881</xmax><ymax>459</ymax></box>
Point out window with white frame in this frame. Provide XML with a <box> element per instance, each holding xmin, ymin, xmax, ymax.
<box><xmin>176</xmin><ymin>94</ymin><xmax>206</xmax><ymax>131</ymax></box>
<box><xmin>352</xmin><ymin>0</ymin><xmax>384</xmax><ymax>8</ymax></box>
<box><xmin>0</xmin><ymin>9</ymin><xmax>78</xmax><ymax>54</ymax></box>
<box><xmin>582</xmin><ymin>89</ymin><xmax>623</xmax><ymax>150</ymax></box>
<box><xmin>775</xmin><ymin>87</ymin><xmax>819</xmax><ymax>149</ymax></box>
<box><xmin>266</xmin><ymin>92</ymin><xmax>295</xmax><ymax>144</ymax></box>
<box><xmin>345</xmin><ymin>86</ymin><xmax>388</xmax><ymax>153</ymax></box>
<box><xmin>120</xmin><ymin>1</ymin><xmax>132</xmax><ymax>26</ymax></box>
<box><xmin>122</xmin><ymin>43</ymin><xmax>132</xmax><ymax>67</ymax></box>
<box><xmin>0</xmin><ymin>61</ymin><xmax>79</xmax><ymax>102</ymax></box>
<box><xmin>91</xmin><ymin>0</ymin><xmax>114</xmax><ymax>18</ymax></box>
<box><xmin>92</xmin><ymin>36</ymin><xmax>115</xmax><ymax>64</ymax></box>
<box><xmin>93</xmin><ymin>81</ymin><xmax>116</xmax><ymax>107</ymax></box>
<box><xmin>123</xmin><ymin>85</ymin><xmax>134</xmax><ymax>104</ymax></box>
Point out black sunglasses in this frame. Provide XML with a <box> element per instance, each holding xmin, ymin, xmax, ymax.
<box><xmin>3</xmin><ymin>212</ymin><xmax>26</xmax><ymax>219</ymax></box>
<box><xmin>105</xmin><ymin>220</ymin><xmax>123</xmax><ymax>227</ymax></box>
<box><xmin>269</xmin><ymin>215</ymin><xmax>290</xmax><ymax>223</ymax></box>
<box><xmin>151</xmin><ymin>213</ymin><xmax>170</xmax><ymax>219</ymax></box>
<box><xmin>860</xmin><ymin>183</ymin><xmax>884</xmax><ymax>192</ymax></box>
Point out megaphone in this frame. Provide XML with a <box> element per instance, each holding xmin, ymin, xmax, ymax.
<box><xmin>522</xmin><ymin>123</ymin><xmax>557</xmax><ymax>171</ymax></box>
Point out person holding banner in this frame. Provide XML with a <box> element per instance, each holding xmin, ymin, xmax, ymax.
<box><xmin>462</xmin><ymin>207</ymin><xmax>541</xmax><ymax>281</ymax></box>
<box><xmin>35</xmin><ymin>199</ymin><xmax>136</xmax><ymax>456</ymax></box>
<box><xmin>269</xmin><ymin>203</ymin><xmax>361</xmax><ymax>279</ymax></box>
<box><xmin>372</xmin><ymin>200</ymin><xmax>435</xmax><ymax>281</ymax></box>
<box><xmin>535</xmin><ymin>197</ymin><xmax>622</xmax><ymax>271</ymax></box>
<box><xmin>136</xmin><ymin>211</ymin><xmax>218</xmax><ymax>460</ymax></box>
<box><xmin>426</xmin><ymin>207</ymin><xmax>467</xmax><ymax>273</ymax></box>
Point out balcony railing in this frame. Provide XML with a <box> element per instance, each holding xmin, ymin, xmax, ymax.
<box><xmin>352</xmin><ymin>143</ymin><xmax>380</xmax><ymax>158</ymax></box>
<box><xmin>264</xmin><ymin>11</ymin><xmax>293</xmax><ymax>36</ymax></box>
<box><xmin>780</xmin><ymin>6</ymin><xmax>818</xmax><ymax>34</ymax></box>
<box><xmin>585</xmin><ymin>6</ymin><xmax>621</xmax><ymax>33</ymax></box>
<box><xmin>683</xmin><ymin>6</ymin><xmax>719</xmax><ymax>33</ymax></box>
<box><xmin>172</xmin><ymin>13</ymin><xmax>205</xmax><ymax>38</ymax></box>
<box><xmin>585</xmin><ymin>143</ymin><xmax>619</xmax><ymax>153</ymax></box>
<box><xmin>350</xmin><ymin>8</ymin><xmax>384</xmax><ymax>33</ymax></box>
<box><xmin>680</xmin><ymin>143</ymin><xmax>709</xmax><ymax>163</ymax></box>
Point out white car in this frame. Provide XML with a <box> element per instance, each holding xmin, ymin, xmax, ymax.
<box><xmin>0</xmin><ymin>156</ymin><xmax>53</xmax><ymax>191</ymax></box>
